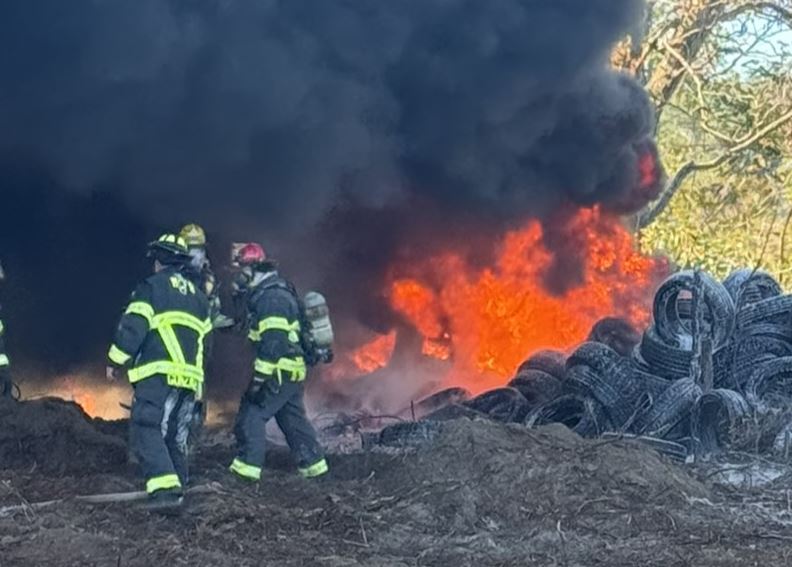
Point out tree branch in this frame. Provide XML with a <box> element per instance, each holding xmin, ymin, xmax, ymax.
<box><xmin>662</xmin><ymin>39</ymin><xmax>708</xmax><ymax>108</ymax></box>
<box><xmin>639</xmin><ymin>106</ymin><xmax>792</xmax><ymax>228</ymax></box>
<box><xmin>722</xmin><ymin>2</ymin><xmax>792</xmax><ymax>25</ymax></box>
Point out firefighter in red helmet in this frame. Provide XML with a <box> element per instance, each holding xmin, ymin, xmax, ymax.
<box><xmin>228</xmin><ymin>243</ymin><xmax>328</xmax><ymax>482</ymax></box>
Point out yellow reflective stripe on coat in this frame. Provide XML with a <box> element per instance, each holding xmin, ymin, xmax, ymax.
<box><xmin>0</xmin><ymin>354</ymin><xmax>9</xmax><ymax>367</ymax></box>
<box><xmin>128</xmin><ymin>361</ymin><xmax>204</xmax><ymax>381</ymax></box>
<box><xmin>157</xmin><ymin>325</ymin><xmax>185</xmax><ymax>364</ymax></box>
<box><xmin>299</xmin><ymin>458</ymin><xmax>329</xmax><ymax>479</ymax></box>
<box><xmin>125</xmin><ymin>301</ymin><xmax>155</xmax><ymax>326</ymax></box>
<box><xmin>108</xmin><ymin>344</ymin><xmax>132</xmax><ymax>366</ymax></box>
<box><xmin>229</xmin><ymin>458</ymin><xmax>262</xmax><ymax>481</ymax></box>
<box><xmin>146</xmin><ymin>473</ymin><xmax>182</xmax><ymax>494</ymax></box>
<box><xmin>128</xmin><ymin>361</ymin><xmax>204</xmax><ymax>392</ymax></box>
<box><xmin>125</xmin><ymin>309</ymin><xmax>211</xmax><ymax>391</ymax></box>
<box><xmin>151</xmin><ymin>311</ymin><xmax>212</xmax><ymax>383</ymax></box>
<box><xmin>0</xmin><ymin>320</ymin><xmax>4</xmax><ymax>334</ymax></box>
<box><xmin>254</xmin><ymin>356</ymin><xmax>307</xmax><ymax>383</ymax></box>
<box><xmin>248</xmin><ymin>316</ymin><xmax>300</xmax><ymax>343</ymax></box>
<box><xmin>153</xmin><ymin>312</ymin><xmax>212</xmax><ymax>336</ymax></box>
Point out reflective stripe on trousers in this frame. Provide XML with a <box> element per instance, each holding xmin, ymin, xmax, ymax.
<box><xmin>232</xmin><ymin>380</ymin><xmax>325</xmax><ymax>479</ymax></box>
<box><xmin>299</xmin><ymin>458</ymin><xmax>329</xmax><ymax>479</ymax></box>
<box><xmin>254</xmin><ymin>356</ymin><xmax>307</xmax><ymax>384</ymax></box>
<box><xmin>146</xmin><ymin>474</ymin><xmax>181</xmax><ymax>494</ymax></box>
<box><xmin>229</xmin><ymin>458</ymin><xmax>262</xmax><ymax>481</ymax></box>
<box><xmin>131</xmin><ymin>376</ymin><xmax>195</xmax><ymax>494</ymax></box>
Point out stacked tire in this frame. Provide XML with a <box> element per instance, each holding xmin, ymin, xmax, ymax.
<box><xmin>436</xmin><ymin>268</ymin><xmax>792</xmax><ymax>457</ymax></box>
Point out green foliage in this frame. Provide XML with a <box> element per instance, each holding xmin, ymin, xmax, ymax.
<box><xmin>636</xmin><ymin>1</ymin><xmax>792</xmax><ymax>284</ymax></box>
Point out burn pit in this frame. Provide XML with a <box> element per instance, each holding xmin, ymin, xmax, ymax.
<box><xmin>321</xmin><ymin>204</ymin><xmax>668</xmax><ymax>414</ymax></box>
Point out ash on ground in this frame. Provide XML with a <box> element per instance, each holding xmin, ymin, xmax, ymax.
<box><xmin>3</xmin><ymin>398</ymin><xmax>792</xmax><ymax>567</ymax></box>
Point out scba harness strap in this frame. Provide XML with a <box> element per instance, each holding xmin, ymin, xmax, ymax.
<box><xmin>248</xmin><ymin>277</ymin><xmax>310</xmax><ymax>384</ymax></box>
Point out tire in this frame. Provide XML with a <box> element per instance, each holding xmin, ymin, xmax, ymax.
<box><xmin>517</xmin><ymin>350</ymin><xmax>567</xmax><ymax>380</ymax></box>
<box><xmin>633</xmin><ymin>369</ymin><xmax>672</xmax><ymax>398</ymax></box>
<box><xmin>424</xmin><ymin>403</ymin><xmax>486</xmax><ymax>422</ymax></box>
<box><xmin>508</xmin><ymin>370</ymin><xmax>563</xmax><ymax>407</ymax></box>
<box><xmin>586</xmin><ymin>317</ymin><xmax>641</xmax><ymax>357</ymax></box>
<box><xmin>732</xmin><ymin>336</ymin><xmax>792</xmax><ymax>360</ymax></box>
<box><xmin>566</xmin><ymin>366</ymin><xmax>632</xmax><ymax>426</ymax></box>
<box><xmin>730</xmin><ymin>352</ymin><xmax>779</xmax><ymax>389</ymax></box>
<box><xmin>737</xmin><ymin>323</ymin><xmax>792</xmax><ymax>342</ymax></box>
<box><xmin>634</xmin><ymin>378</ymin><xmax>702</xmax><ymax>439</ymax></box>
<box><xmin>565</xmin><ymin>359</ymin><xmax>643</xmax><ymax>427</ymax></box>
<box><xmin>415</xmin><ymin>388</ymin><xmax>472</xmax><ymax>416</ymax></box>
<box><xmin>712</xmin><ymin>346</ymin><xmax>736</xmax><ymax>389</ymax></box>
<box><xmin>567</xmin><ymin>342</ymin><xmax>647</xmax><ymax>426</ymax></box>
<box><xmin>731</xmin><ymin>337</ymin><xmax>792</xmax><ymax>387</ymax></box>
<box><xmin>378</xmin><ymin>421</ymin><xmax>442</xmax><ymax>448</ymax></box>
<box><xmin>691</xmin><ymin>389</ymin><xmax>751</xmax><ymax>454</ymax></box>
<box><xmin>737</xmin><ymin>295</ymin><xmax>792</xmax><ymax>328</ymax></box>
<box><xmin>745</xmin><ymin>357</ymin><xmax>792</xmax><ymax>410</ymax></box>
<box><xmin>653</xmin><ymin>271</ymin><xmax>735</xmax><ymax>349</ymax></box>
<box><xmin>600</xmin><ymin>433</ymin><xmax>689</xmax><ymax>461</ymax></box>
<box><xmin>631</xmin><ymin>344</ymin><xmax>653</xmax><ymax>374</ymax></box>
<box><xmin>524</xmin><ymin>394</ymin><xmax>611</xmax><ymax>438</ymax></box>
<box><xmin>639</xmin><ymin>326</ymin><xmax>693</xmax><ymax>380</ymax></box>
<box><xmin>676</xmin><ymin>297</ymin><xmax>693</xmax><ymax>319</ymax></box>
<box><xmin>723</xmin><ymin>269</ymin><xmax>782</xmax><ymax>306</ymax></box>
<box><xmin>464</xmin><ymin>387</ymin><xmax>530</xmax><ymax>423</ymax></box>
<box><xmin>566</xmin><ymin>342</ymin><xmax>621</xmax><ymax>374</ymax></box>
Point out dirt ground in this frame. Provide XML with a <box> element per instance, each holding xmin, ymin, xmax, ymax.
<box><xmin>2</xmin><ymin>399</ymin><xmax>792</xmax><ymax>566</ymax></box>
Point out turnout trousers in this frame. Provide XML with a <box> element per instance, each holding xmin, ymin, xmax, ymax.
<box><xmin>130</xmin><ymin>375</ymin><xmax>196</xmax><ymax>494</ymax></box>
<box><xmin>231</xmin><ymin>380</ymin><xmax>327</xmax><ymax>481</ymax></box>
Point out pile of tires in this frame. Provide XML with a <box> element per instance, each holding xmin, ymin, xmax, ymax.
<box><xmin>435</xmin><ymin>268</ymin><xmax>792</xmax><ymax>457</ymax></box>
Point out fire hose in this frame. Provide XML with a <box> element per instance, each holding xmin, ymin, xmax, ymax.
<box><xmin>0</xmin><ymin>482</ymin><xmax>224</xmax><ymax>518</ymax></box>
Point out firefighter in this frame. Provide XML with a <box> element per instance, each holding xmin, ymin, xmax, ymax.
<box><xmin>0</xmin><ymin>260</ymin><xmax>13</xmax><ymax>399</ymax></box>
<box><xmin>178</xmin><ymin>223</ymin><xmax>231</xmax><ymax>436</ymax></box>
<box><xmin>229</xmin><ymin>243</ymin><xmax>328</xmax><ymax>482</ymax></box>
<box><xmin>106</xmin><ymin>234</ymin><xmax>212</xmax><ymax>512</ymax></box>
<box><xmin>179</xmin><ymin>224</ymin><xmax>232</xmax><ymax>328</ymax></box>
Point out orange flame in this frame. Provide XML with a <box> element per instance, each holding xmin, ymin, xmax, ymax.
<box><xmin>638</xmin><ymin>151</ymin><xmax>658</xmax><ymax>188</ymax></box>
<box><xmin>28</xmin><ymin>374</ymin><xmax>132</xmax><ymax>420</ymax></box>
<box><xmin>350</xmin><ymin>330</ymin><xmax>397</xmax><ymax>374</ymax></box>
<box><xmin>380</xmin><ymin>206</ymin><xmax>665</xmax><ymax>392</ymax></box>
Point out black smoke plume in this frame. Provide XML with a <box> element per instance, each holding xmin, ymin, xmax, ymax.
<box><xmin>0</xmin><ymin>0</ymin><xmax>656</xmax><ymax>387</ymax></box>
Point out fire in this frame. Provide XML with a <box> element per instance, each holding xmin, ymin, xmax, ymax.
<box><xmin>357</xmin><ymin>206</ymin><xmax>665</xmax><ymax>393</ymax></box>
<box><xmin>390</xmin><ymin>281</ymin><xmax>453</xmax><ymax>359</ymax></box>
<box><xmin>638</xmin><ymin>151</ymin><xmax>658</xmax><ymax>188</ymax></box>
<box><xmin>350</xmin><ymin>330</ymin><xmax>397</xmax><ymax>374</ymax></box>
<box><xmin>26</xmin><ymin>374</ymin><xmax>132</xmax><ymax>420</ymax></box>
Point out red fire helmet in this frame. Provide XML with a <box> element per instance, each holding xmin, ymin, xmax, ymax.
<box><xmin>237</xmin><ymin>242</ymin><xmax>268</xmax><ymax>266</ymax></box>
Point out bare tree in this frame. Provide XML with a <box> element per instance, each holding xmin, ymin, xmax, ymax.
<box><xmin>613</xmin><ymin>0</ymin><xmax>792</xmax><ymax>228</ymax></box>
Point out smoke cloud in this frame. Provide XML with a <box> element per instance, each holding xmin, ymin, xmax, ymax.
<box><xmin>0</xmin><ymin>0</ymin><xmax>656</xmax><ymax>387</ymax></box>
<box><xmin>2</xmin><ymin>0</ymin><xmax>652</xmax><ymax>221</ymax></box>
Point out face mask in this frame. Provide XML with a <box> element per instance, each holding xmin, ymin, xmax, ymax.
<box><xmin>233</xmin><ymin>267</ymin><xmax>254</xmax><ymax>293</ymax></box>
<box><xmin>188</xmin><ymin>248</ymin><xmax>207</xmax><ymax>269</ymax></box>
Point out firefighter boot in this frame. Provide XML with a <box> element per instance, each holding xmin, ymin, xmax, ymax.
<box><xmin>144</xmin><ymin>488</ymin><xmax>184</xmax><ymax>515</ymax></box>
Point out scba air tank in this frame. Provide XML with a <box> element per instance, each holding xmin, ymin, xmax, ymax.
<box><xmin>303</xmin><ymin>291</ymin><xmax>334</xmax><ymax>348</ymax></box>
